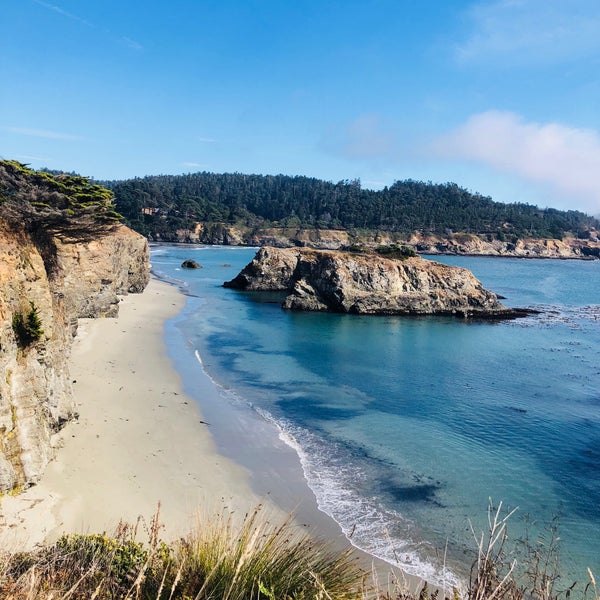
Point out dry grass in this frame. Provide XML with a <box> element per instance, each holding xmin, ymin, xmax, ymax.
<box><xmin>466</xmin><ymin>501</ymin><xmax>598</xmax><ymax>600</ymax></box>
<box><xmin>0</xmin><ymin>504</ymin><xmax>365</xmax><ymax>600</ymax></box>
<box><xmin>0</xmin><ymin>502</ymin><xmax>597</xmax><ymax>600</ymax></box>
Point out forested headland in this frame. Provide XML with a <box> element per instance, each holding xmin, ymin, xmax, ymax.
<box><xmin>103</xmin><ymin>172</ymin><xmax>599</xmax><ymax>245</ymax></box>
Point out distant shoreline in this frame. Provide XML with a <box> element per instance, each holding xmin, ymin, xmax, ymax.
<box><xmin>148</xmin><ymin>238</ymin><xmax>600</xmax><ymax>261</ymax></box>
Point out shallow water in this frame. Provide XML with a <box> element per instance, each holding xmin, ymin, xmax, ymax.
<box><xmin>152</xmin><ymin>245</ymin><xmax>600</xmax><ymax>588</ymax></box>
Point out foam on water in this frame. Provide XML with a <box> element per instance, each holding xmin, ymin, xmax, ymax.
<box><xmin>193</xmin><ymin>348</ymin><xmax>248</xmax><ymax>407</ymax></box>
<box><xmin>253</xmin><ymin>406</ymin><xmax>464</xmax><ymax>590</ymax></box>
<box><xmin>193</xmin><ymin>343</ymin><xmax>464</xmax><ymax>588</ymax></box>
<box><xmin>150</xmin><ymin>267</ymin><xmax>190</xmax><ymax>291</ymax></box>
<box><xmin>194</xmin><ymin>349</ymin><xmax>203</xmax><ymax>366</ymax></box>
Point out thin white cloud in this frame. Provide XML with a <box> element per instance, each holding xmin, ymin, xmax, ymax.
<box><xmin>197</xmin><ymin>137</ymin><xmax>217</xmax><ymax>143</ymax></box>
<box><xmin>432</xmin><ymin>110</ymin><xmax>600</xmax><ymax>214</ymax></box>
<box><xmin>2</xmin><ymin>126</ymin><xmax>85</xmax><ymax>141</ymax></box>
<box><xmin>321</xmin><ymin>114</ymin><xmax>396</xmax><ymax>160</ymax></box>
<box><xmin>456</xmin><ymin>0</ymin><xmax>600</xmax><ymax>66</ymax></box>
<box><xmin>33</xmin><ymin>0</ymin><xmax>143</xmax><ymax>52</ymax></box>
<box><xmin>33</xmin><ymin>0</ymin><xmax>92</xmax><ymax>27</ymax></box>
<box><xmin>182</xmin><ymin>162</ymin><xmax>208</xmax><ymax>169</ymax></box>
<box><xmin>122</xmin><ymin>37</ymin><xmax>143</xmax><ymax>51</ymax></box>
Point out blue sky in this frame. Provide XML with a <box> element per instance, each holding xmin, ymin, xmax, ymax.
<box><xmin>2</xmin><ymin>0</ymin><xmax>600</xmax><ymax>216</ymax></box>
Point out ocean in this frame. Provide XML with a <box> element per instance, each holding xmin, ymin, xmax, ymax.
<box><xmin>151</xmin><ymin>244</ymin><xmax>600</xmax><ymax>590</ymax></box>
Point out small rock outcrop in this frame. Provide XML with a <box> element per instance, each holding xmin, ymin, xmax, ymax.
<box><xmin>181</xmin><ymin>259</ymin><xmax>202</xmax><ymax>269</ymax></box>
<box><xmin>224</xmin><ymin>247</ymin><xmax>532</xmax><ymax>318</ymax></box>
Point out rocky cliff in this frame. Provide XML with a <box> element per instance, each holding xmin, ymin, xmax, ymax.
<box><xmin>155</xmin><ymin>222</ymin><xmax>600</xmax><ymax>259</ymax></box>
<box><xmin>406</xmin><ymin>232</ymin><xmax>600</xmax><ymax>259</ymax></box>
<box><xmin>224</xmin><ymin>247</ymin><xmax>532</xmax><ymax>318</ymax></box>
<box><xmin>0</xmin><ymin>221</ymin><xmax>149</xmax><ymax>492</ymax></box>
<box><xmin>158</xmin><ymin>223</ymin><xmax>352</xmax><ymax>249</ymax></box>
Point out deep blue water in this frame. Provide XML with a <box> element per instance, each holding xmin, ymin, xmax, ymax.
<box><xmin>151</xmin><ymin>245</ymin><xmax>600</xmax><ymax>588</ymax></box>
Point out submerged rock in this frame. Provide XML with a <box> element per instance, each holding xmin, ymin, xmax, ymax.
<box><xmin>224</xmin><ymin>246</ymin><xmax>535</xmax><ymax>319</ymax></box>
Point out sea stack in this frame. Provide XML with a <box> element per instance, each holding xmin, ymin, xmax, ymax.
<box><xmin>224</xmin><ymin>246</ymin><xmax>534</xmax><ymax>319</ymax></box>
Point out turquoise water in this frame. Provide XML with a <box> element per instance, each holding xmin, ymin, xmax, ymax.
<box><xmin>152</xmin><ymin>245</ymin><xmax>600</xmax><ymax>588</ymax></box>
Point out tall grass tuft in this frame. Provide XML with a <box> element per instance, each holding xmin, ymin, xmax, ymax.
<box><xmin>160</xmin><ymin>504</ymin><xmax>365</xmax><ymax>600</ymax></box>
<box><xmin>0</xmin><ymin>505</ymin><xmax>366</xmax><ymax>599</ymax></box>
<box><xmin>468</xmin><ymin>501</ymin><xmax>520</xmax><ymax>600</ymax></box>
<box><xmin>466</xmin><ymin>500</ymin><xmax>597</xmax><ymax>600</ymax></box>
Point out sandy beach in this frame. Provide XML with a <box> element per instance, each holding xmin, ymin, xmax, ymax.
<box><xmin>0</xmin><ymin>278</ymin><xmax>274</xmax><ymax>549</ymax></box>
<box><xmin>0</xmin><ymin>274</ymin><xmax>422</xmax><ymax>594</ymax></box>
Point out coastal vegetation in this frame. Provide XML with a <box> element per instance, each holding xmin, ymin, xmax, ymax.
<box><xmin>103</xmin><ymin>171</ymin><xmax>599</xmax><ymax>242</ymax></box>
<box><xmin>0</xmin><ymin>505</ymin><xmax>597</xmax><ymax>600</ymax></box>
<box><xmin>11</xmin><ymin>301</ymin><xmax>44</xmax><ymax>348</ymax></box>
<box><xmin>342</xmin><ymin>243</ymin><xmax>418</xmax><ymax>260</ymax></box>
<box><xmin>0</xmin><ymin>507</ymin><xmax>363</xmax><ymax>600</ymax></box>
<box><xmin>374</xmin><ymin>244</ymin><xmax>418</xmax><ymax>260</ymax></box>
<box><xmin>0</xmin><ymin>160</ymin><xmax>122</xmax><ymax>243</ymax></box>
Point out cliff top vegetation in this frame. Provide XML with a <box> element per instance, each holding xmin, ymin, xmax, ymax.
<box><xmin>0</xmin><ymin>160</ymin><xmax>122</xmax><ymax>242</ymax></box>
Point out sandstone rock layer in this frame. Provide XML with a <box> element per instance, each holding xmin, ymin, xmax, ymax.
<box><xmin>153</xmin><ymin>221</ymin><xmax>600</xmax><ymax>260</ymax></box>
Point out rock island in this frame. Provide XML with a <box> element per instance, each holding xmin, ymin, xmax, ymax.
<box><xmin>224</xmin><ymin>246</ymin><xmax>534</xmax><ymax>319</ymax></box>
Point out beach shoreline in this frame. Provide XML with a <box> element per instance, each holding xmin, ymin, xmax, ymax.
<box><xmin>157</xmin><ymin>273</ymin><xmax>430</xmax><ymax>593</ymax></box>
<box><xmin>0</xmin><ymin>278</ymin><xmax>274</xmax><ymax>549</ymax></box>
<box><xmin>0</xmin><ymin>274</ymin><xmax>425</xmax><ymax>594</ymax></box>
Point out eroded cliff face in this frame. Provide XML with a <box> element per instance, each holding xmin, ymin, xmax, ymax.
<box><xmin>0</xmin><ymin>222</ymin><xmax>149</xmax><ymax>491</ymax></box>
<box><xmin>225</xmin><ymin>246</ymin><xmax>532</xmax><ymax>318</ymax></box>
<box><xmin>56</xmin><ymin>226</ymin><xmax>149</xmax><ymax>319</ymax></box>
<box><xmin>159</xmin><ymin>223</ymin><xmax>352</xmax><ymax>249</ymax></box>
<box><xmin>407</xmin><ymin>232</ymin><xmax>600</xmax><ymax>259</ymax></box>
<box><xmin>155</xmin><ymin>222</ymin><xmax>600</xmax><ymax>259</ymax></box>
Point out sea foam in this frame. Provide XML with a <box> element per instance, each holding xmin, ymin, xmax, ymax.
<box><xmin>253</xmin><ymin>406</ymin><xmax>464</xmax><ymax>590</ymax></box>
<box><xmin>192</xmin><ymin>345</ymin><xmax>462</xmax><ymax>588</ymax></box>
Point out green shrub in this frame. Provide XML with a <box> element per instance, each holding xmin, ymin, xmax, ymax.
<box><xmin>343</xmin><ymin>243</ymin><xmax>369</xmax><ymax>254</ymax></box>
<box><xmin>375</xmin><ymin>244</ymin><xmax>418</xmax><ymax>260</ymax></box>
<box><xmin>12</xmin><ymin>302</ymin><xmax>44</xmax><ymax>347</ymax></box>
<box><xmin>55</xmin><ymin>533</ymin><xmax>148</xmax><ymax>586</ymax></box>
<box><xmin>0</xmin><ymin>160</ymin><xmax>123</xmax><ymax>242</ymax></box>
<box><xmin>162</xmin><ymin>507</ymin><xmax>364</xmax><ymax>600</ymax></box>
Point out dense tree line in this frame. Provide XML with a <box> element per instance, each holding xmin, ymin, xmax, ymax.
<box><xmin>103</xmin><ymin>172</ymin><xmax>598</xmax><ymax>240</ymax></box>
